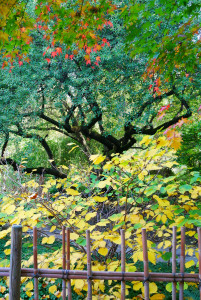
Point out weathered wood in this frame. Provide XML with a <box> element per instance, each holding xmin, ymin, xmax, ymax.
<box><xmin>62</xmin><ymin>226</ymin><xmax>66</xmax><ymax>300</ymax></box>
<box><xmin>142</xmin><ymin>228</ymin><xmax>149</xmax><ymax>300</ymax></box>
<box><xmin>9</xmin><ymin>225</ymin><xmax>22</xmax><ymax>300</ymax></box>
<box><xmin>33</xmin><ymin>227</ymin><xmax>39</xmax><ymax>300</ymax></box>
<box><xmin>172</xmin><ymin>226</ymin><xmax>177</xmax><ymax>300</ymax></box>
<box><xmin>121</xmin><ymin>229</ymin><xmax>126</xmax><ymax>300</ymax></box>
<box><xmin>179</xmin><ymin>227</ymin><xmax>185</xmax><ymax>300</ymax></box>
<box><xmin>66</xmin><ymin>228</ymin><xmax>72</xmax><ymax>300</ymax></box>
<box><xmin>197</xmin><ymin>228</ymin><xmax>201</xmax><ymax>300</ymax></box>
<box><xmin>86</xmin><ymin>230</ymin><xmax>92</xmax><ymax>300</ymax></box>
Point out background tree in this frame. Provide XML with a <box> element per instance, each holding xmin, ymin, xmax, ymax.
<box><xmin>0</xmin><ymin>1</ymin><xmax>200</xmax><ymax>177</ymax></box>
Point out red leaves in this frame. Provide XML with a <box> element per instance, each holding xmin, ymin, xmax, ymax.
<box><xmin>45</xmin><ymin>58</ymin><xmax>51</xmax><ymax>64</ymax></box>
<box><xmin>56</xmin><ymin>47</ymin><xmax>62</xmax><ymax>55</ymax></box>
<box><xmin>102</xmin><ymin>38</ymin><xmax>110</xmax><ymax>46</ymax></box>
<box><xmin>46</xmin><ymin>5</ymin><xmax>50</xmax><ymax>12</ymax></box>
<box><xmin>51</xmin><ymin>51</ymin><xmax>57</xmax><ymax>58</ymax></box>
<box><xmin>157</xmin><ymin>105</ymin><xmax>170</xmax><ymax>120</ymax></box>
<box><xmin>29</xmin><ymin>193</ymin><xmax>38</xmax><ymax>200</ymax></box>
<box><xmin>96</xmin><ymin>56</ymin><xmax>101</xmax><ymax>62</ymax></box>
<box><xmin>19</xmin><ymin>61</ymin><xmax>23</xmax><ymax>66</ymax></box>
<box><xmin>105</xmin><ymin>20</ymin><xmax>113</xmax><ymax>27</ymax></box>
<box><xmin>158</xmin><ymin>104</ymin><xmax>170</xmax><ymax>114</ymax></box>
<box><xmin>86</xmin><ymin>47</ymin><xmax>91</xmax><ymax>54</ymax></box>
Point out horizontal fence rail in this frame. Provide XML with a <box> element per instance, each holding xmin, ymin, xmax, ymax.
<box><xmin>4</xmin><ymin>225</ymin><xmax>201</xmax><ymax>299</ymax></box>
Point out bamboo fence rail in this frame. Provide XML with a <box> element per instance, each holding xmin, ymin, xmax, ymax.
<box><xmin>4</xmin><ymin>226</ymin><xmax>201</xmax><ymax>299</ymax></box>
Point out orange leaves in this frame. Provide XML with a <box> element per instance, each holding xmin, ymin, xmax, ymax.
<box><xmin>96</xmin><ymin>56</ymin><xmax>101</xmax><ymax>62</ymax></box>
<box><xmin>0</xmin><ymin>0</ymin><xmax>115</xmax><ymax>71</ymax></box>
<box><xmin>55</xmin><ymin>47</ymin><xmax>62</xmax><ymax>55</ymax></box>
<box><xmin>163</xmin><ymin>118</ymin><xmax>189</xmax><ymax>150</ymax></box>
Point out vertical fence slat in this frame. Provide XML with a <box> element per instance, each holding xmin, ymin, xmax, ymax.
<box><xmin>142</xmin><ymin>228</ymin><xmax>149</xmax><ymax>300</ymax></box>
<box><xmin>179</xmin><ymin>227</ymin><xmax>185</xmax><ymax>300</ymax></box>
<box><xmin>197</xmin><ymin>227</ymin><xmax>201</xmax><ymax>300</ymax></box>
<box><xmin>66</xmin><ymin>228</ymin><xmax>72</xmax><ymax>300</ymax></box>
<box><xmin>33</xmin><ymin>227</ymin><xmax>39</xmax><ymax>300</ymax></box>
<box><xmin>62</xmin><ymin>226</ymin><xmax>66</xmax><ymax>299</ymax></box>
<box><xmin>86</xmin><ymin>230</ymin><xmax>92</xmax><ymax>300</ymax></box>
<box><xmin>121</xmin><ymin>229</ymin><xmax>126</xmax><ymax>300</ymax></box>
<box><xmin>172</xmin><ymin>226</ymin><xmax>177</xmax><ymax>300</ymax></box>
<box><xmin>9</xmin><ymin>225</ymin><xmax>22</xmax><ymax>300</ymax></box>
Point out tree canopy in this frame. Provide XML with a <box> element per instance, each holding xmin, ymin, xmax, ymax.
<box><xmin>0</xmin><ymin>0</ymin><xmax>200</xmax><ymax>177</ymax></box>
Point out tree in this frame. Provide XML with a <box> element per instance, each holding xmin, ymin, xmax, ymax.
<box><xmin>0</xmin><ymin>1</ymin><xmax>200</xmax><ymax>177</ymax></box>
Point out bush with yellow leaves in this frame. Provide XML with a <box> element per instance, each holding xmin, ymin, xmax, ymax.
<box><xmin>0</xmin><ymin>134</ymin><xmax>200</xmax><ymax>298</ymax></box>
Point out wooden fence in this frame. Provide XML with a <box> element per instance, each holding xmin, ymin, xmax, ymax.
<box><xmin>3</xmin><ymin>225</ymin><xmax>201</xmax><ymax>300</ymax></box>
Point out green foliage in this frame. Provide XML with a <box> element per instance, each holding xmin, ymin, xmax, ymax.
<box><xmin>0</xmin><ymin>16</ymin><xmax>200</xmax><ymax>176</ymax></box>
<box><xmin>176</xmin><ymin>116</ymin><xmax>201</xmax><ymax>171</ymax></box>
<box><xmin>123</xmin><ymin>0</ymin><xmax>201</xmax><ymax>76</ymax></box>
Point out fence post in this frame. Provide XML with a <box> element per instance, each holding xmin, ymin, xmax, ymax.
<box><xmin>9</xmin><ymin>225</ymin><xmax>22</xmax><ymax>300</ymax></box>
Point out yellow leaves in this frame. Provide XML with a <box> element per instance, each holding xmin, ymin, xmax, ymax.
<box><xmin>93</xmin><ymin>196</ymin><xmax>108</xmax><ymax>202</ymax></box>
<box><xmin>133</xmin><ymin>281</ymin><xmax>143</xmax><ymax>290</ymax></box>
<box><xmin>148</xmin><ymin>251</ymin><xmax>156</xmax><ymax>265</ymax></box>
<box><xmin>85</xmin><ymin>212</ymin><xmax>97</xmax><ymax>221</ymax></box>
<box><xmin>140</xmin><ymin>136</ymin><xmax>152</xmax><ymax>146</ymax></box>
<box><xmin>25</xmin><ymin>281</ymin><xmax>33</xmax><ymax>291</ymax></box>
<box><xmin>74</xmin><ymin>279</ymin><xmax>85</xmax><ymax>290</ymax></box>
<box><xmin>0</xmin><ymin>286</ymin><xmax>6</xmax><ymax>293</ymax></box>
<box><xmin>185</xmin><ymin>260</ymin><xmax>195</xmax><ymax>268</ymax></box>
<box><xmin>133</xmin><ymin>251</ymin><xmax>144</xmax><ymax>263</ymax></box>
<box><xmin>49</xmin><ymin>285</ymin><xmax>57</xmax><ymax>294</ymax></box>
<box><xmin>98</xmin><ymin>247</ymin><xmax>108</xmax><ymax>256</ymax></box>
<box><xmin>0</xmin><ymin>228</ymin><xmax>11</xmax><ymax>239</ymax></box>
<box><xmin>161</xmin><ymin>214</ymin><xmax>167</xmax><ymax>224</ymax></box>
<box><xmin>3</xmin><ymin>204</ymin><xmax>15</xmax><ymax>215</ymax></box>
<box><xmin>163</xmin><ymin>161</ymin><xmax>177</xmax><ymax>168</ymax></box>
<box><xmin>110</xmin><ymin>236</ymin><xmax>121</xmax><ymax>245</ymax></box>
<box><xmin>138</xmin><ymin>170</ymin><xmax>148</xmax><ymax>181</ymax></box>
<box><xmin>163</xmin><ymin>241</ymin><xmax>171</xmax><ymax>249</ymax></box>
<box><xmin>4</xmin><ymin>249</ymin><xmax>10</xmax><ymax>255</ymax></box>
<box><xmin>42</xmin><ymin>236</ymin><xmax>55</xmax><ymax>244</ymax></box>
<box><xmin>130</xmin><ymin>214</ymin><xmax>142</xmax><ymax>224</ymax></box>
<box><xmin>153</xmin><ymin>195</ymin><xmax>170</xmax><ymax>207</ymax></box>
<box><xmin>66</xmin><ymin>188</ymin><xmax>80</xmax><ymax>196</ymax></box>
<box><xmin>50</xmin><ymin>225</ymin><xmax>56</xmax><ymax>232</ymax></box>
<box><xmin>96</xmin><ymin>219</ymin><xmax>110</xmax><ymax>227</ymax></box>
<box><xmin>107</xmin><ymin>261</ymin><xmax>119</xmax><ymax>271</ymax></box>
<box><xmin>150</xmin><ymin>294</ymin><xmax>165</xmax><ymax>299</ymax></box>
<box><xmin>149</xmin><ymin>282</ymin><xmax>158</xmax><ymax>294</ymax></box>
<box><xmin>70</xmin><ymin>232</ymin><xmax>79</xmax><ymax>240</ymax></box>
<box><xmin>55</xmin><ymin>291</ymin><xmax>62</xmax><ymax>298</ymax></box>
<box><xmin>145</xmin><ymin>148</ymin><xmax>158</xmax><ymax>158</ymax></box>
<box><xmin>157</xmin><ymin>242</ymin><xmax>164</xmax><ymax>249</ymax></box>
<box><xmin>97</xmin><ymin>179</ymin><xmax>111</xmax><ymax>188</ymax></box>
<box><xmin>156</xmin><ymin>136</ymin><xmax>169</xmax><ymax>148</ymax></box>
<box><xmin>90</xmin><ymin>154</ymin><xmax>106</xmax><ymax>164</ymax></box>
